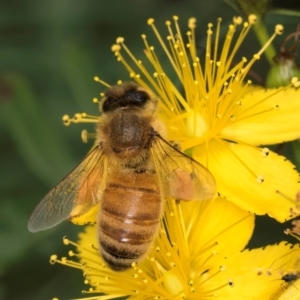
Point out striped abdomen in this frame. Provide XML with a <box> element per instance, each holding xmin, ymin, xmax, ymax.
<box><xmin>99</xmin><ymin>171</ymin><xmax>161</xmax><ymax>271</ymax></box>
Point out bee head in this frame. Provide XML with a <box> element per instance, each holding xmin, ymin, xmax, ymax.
<box><xmin>101</xmin><ymin>82</ymin><xmax>157</xmax><ymax>113</ymax></box>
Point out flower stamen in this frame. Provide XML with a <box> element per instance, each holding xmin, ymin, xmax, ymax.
<box><xmin>81</xmin><ymin>130</ymin><xmax>97</xmax><ymax>143</ymax></box>
<box><xmin>62</xmin><ymin>113</ymin><xmax>99</xmax><ymax>126</ymax></box>
<box><xmin>93</xmin><ymin>76</ymin><xmax>111</xmax><ymax>88</ymax></box>
<box><xmin>216</xmin><ymin>138</ymin><xmax>261</xmax><ymax>181</ymax></box>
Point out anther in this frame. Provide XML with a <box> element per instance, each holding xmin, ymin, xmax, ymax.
<box><xmin>220</xmin><ymin>265</ymin><xmax>227</xmax><ymax>271</ymax></box>
<box><xmin>111</xmin><ymin>44</ymin><xmax>120</xmax><ymax>52</ymax></box>
<box><xmin>61</xmin><ymin>257</ymin><xmax>67</xmax><ymax>264</ymax></box>
<box><xmin>261</xmin><ymin>147</ymin><xmax>269</xmax><ymax>157</ymax></box>
<box><xmin>147</xmin><ymin>18</ymin><xmax>154</xmax><ymax>25</ymax></box>
<box><xmin>63</xmin><ymin>236</ymin><xmax>70</xmax><ymax>245</ymax></box>
<box><xmin>248</xmin><ymin>15</ymin><xmax>257</xmax><ymax>24</ymax></box>
<box><xmin>188</xmin><ymin>18</ymin><xmax>197</xmax><ymax>29</ymax></box>
<box><xmin>49</xmin><ymin>255</ymin><xmax>58</xmax><ymax>264</ymax></box>
<box><xmin>275</xmin><ymin>24</ymin><xmax>284</xmax><ymax>35</ymax></box>
<box><xmin>253</xmin><ymin>54</ymin><xmax>260</xmax><ymax>60</ymax></box>
<box><xmin>62</xmin><ymin>115</ymin><xmax>70</xmax><ymax>126</ymax></box>
<box><xmin>228</xmin><ymin>278</ymin><xmax>235</xmax><ymax>287</ymax></box>
<box><xmin>233</xmin><ymin>16</ymin><xmax>242</xmax><ymax>25</ymax></box>
<box><xmin>116</xmin><ymin>37</ymin><xmax>124</xmax><ymax>44</ymax></box>
<box><xmin>81</xmin><ymin>130</ymin><xmax>88</xmax><ymax>143</ymax></box>
<box><xmin>292</xmin><ymin>77</ymin><xmax>300</xmax><ymax>87</ymax></box>
<box><xmin>81</xmin><ymin>130</ymin><xmax>96</xmax><ymax>143</ymax></box>
<box><xmin>256</xmin><ymin>175</ymin><xmax>264</xmax><ymax>184</ymax></box>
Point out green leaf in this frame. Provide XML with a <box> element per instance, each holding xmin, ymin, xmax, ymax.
<box><xmin>268</xmin><ymin>9</ymin><xmax>300</xmax><ymax>18</ymax></box>
<box><xmin>61</xmin><ymin>41</ymin><xmax>101</xmax><ymax>113</ymax></box>
<box><xmin>0</xmin><ymin>74</ymin><xmax>77</xmax><ymax>185</ymax></box>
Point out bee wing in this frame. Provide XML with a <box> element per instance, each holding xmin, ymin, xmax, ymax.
<box><xmin>150</xmin><ymin>134</ymin><xmax>216</xmax><ymax>201</ymax></box>
<box><xmin>28</xmin><ymin>146</ymin><xmax>107</xmax><ymax>232</ymax></box>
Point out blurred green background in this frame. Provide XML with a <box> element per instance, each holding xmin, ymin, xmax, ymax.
<box><xmin>1</xmin><ymin>0</ymin><xmax>300</xmax><ymax>299</ymax></box>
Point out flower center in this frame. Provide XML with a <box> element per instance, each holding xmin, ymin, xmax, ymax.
<box><xmin>163</xmin><ymin>270</ymin><xmax>185</xmax><ymax>297</ymax></box>
<box><xmin>186</xmin><ymin>110</ymin><xmax>208</xmax><ymax>139</ymax></box>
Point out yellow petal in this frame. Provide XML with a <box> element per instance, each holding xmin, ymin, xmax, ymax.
<box><xmin>179</xmin><ymin>197</ymin><xmax>254</xmax><ymax>259</ymax></box>
<box><xmin>278</xmin><ymin>279</ymin><xmax>300</xmax><ymax>300</ymax></box>
<box><xmin>71</xmin><ymin>197</ymin><xmax>253</xmax><ymax>299</ymax></box>
<box><xmin>211</xmin><ymin>242</ymin><xmax>300</xmax><ymax>299</ymax></box>
<box><xmin>220</xmin><ymin>88</ymin><xmax>300</xmax><ymax>145</ymax></box>
<box><xmin>194</xmin><ymin>139</ymin><xmax>300</xmax><ymax>222</ymax></box>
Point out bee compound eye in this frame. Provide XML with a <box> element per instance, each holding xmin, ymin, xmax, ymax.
<box><xmin>125</xmin><ymin>90</ymin><xmax>150</xmax><ymax>106</ymax></box>
<box><xmin>102</xmin><ymin>97</ymin><xmax>118</xmax><ymax>112</ymax></box>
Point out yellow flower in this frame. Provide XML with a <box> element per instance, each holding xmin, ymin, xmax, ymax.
<box><xmin>66</xmin><ymin>16</ymin><xmax>300</xmax><ymax>222</ymax></box>
<box><xmin>56</xmin><ymin>15</ymin><xmax>300</xmax><ymax>299</ymax></box>
<box><xmin>51</xmin><ymin>197</ymin><xmax>300</xmax><ymax>299</ymax></box>
<box><xmin>102</xmin><ymin>15</ymin><xmax>300</xmax><ymax>222</ymax></box>
<box><xmin>275</xmin><ymin>279</ymin><xmax>300</xmax><ymax>300</ymax></box>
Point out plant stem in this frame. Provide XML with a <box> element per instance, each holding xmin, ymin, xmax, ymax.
<box><xmin>252</xmin><ymin>18</ymin><xmax>276</xmax><ymax>66</ymax></box>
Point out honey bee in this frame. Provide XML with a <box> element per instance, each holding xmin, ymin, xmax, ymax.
<box><xmin>28</xmin><ymin>82</ymin><xmax>216</xmax><ymax>271</ymax></box>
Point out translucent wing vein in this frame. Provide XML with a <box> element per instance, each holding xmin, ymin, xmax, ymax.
<box><xmin>150</xmin><ymin>134</ymin><xmax>216</xmax><ymax>201</ymax></box>
<box><xmin>28</xmin><ymin>146</ymin><xmax>105</xmax><ymax>232</ymax></box>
